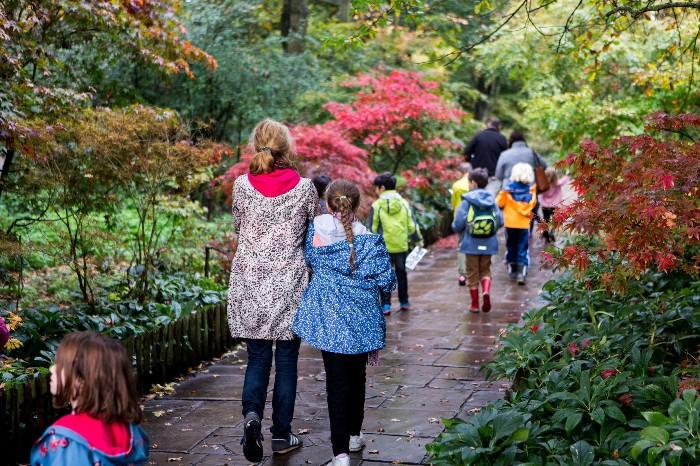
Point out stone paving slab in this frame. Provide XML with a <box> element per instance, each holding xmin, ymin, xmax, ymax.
<box><xmin>144</xmin><ymin>235</ymin><xmax>555</xmax><ymax>465</ymax></box>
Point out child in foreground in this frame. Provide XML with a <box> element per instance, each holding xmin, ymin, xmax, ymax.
<box><xmin>496</xmin><ymin>162</ymin><xmax>537</xmax><ymax>285</ymax></box>
<box><xmin>31</xmin><ymin>331</ymin><xmax>149</xmax><ymax>465</ymax></box>
<box><xmin>293</xmin><ymin>179</ymin><xmax>396</xmax><ymax>466</ymax></box>
<box><xmin>452</xmin><ymin>168</ymin><xmax>503</xmax><ymax>312</ymax></box>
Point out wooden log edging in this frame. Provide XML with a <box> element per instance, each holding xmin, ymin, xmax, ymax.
<box><xmin>0</xmin><ymin>302</ymin><xmax>235</xmax><ymax>464</ymax></box>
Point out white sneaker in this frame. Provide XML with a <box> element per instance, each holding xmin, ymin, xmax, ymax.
<box><xmin>327</xmin><ymin>453</ymin><xmax>350</xmax><ymax>466</ymax></box>
<box><xmin>349</xmin><ymin>433</ymin><xmax>365</xmax><ymax>452</ymax></box>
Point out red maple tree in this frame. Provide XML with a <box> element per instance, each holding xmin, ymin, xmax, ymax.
<box><xmin>324</xmin><ymin>69</ymin><xmax>465</xmax><ymax>173</ymax></box>
<box><xmin>554</xmin><ymin>113</ymin><xmax>700</xmax><ymax>279</ymax></box>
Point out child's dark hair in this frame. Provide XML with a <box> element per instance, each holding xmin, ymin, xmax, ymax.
<box><xmin>312</xmin><ymin>174</ymin><xmax>332</xmax><ymax>198</ymax></box>
<box><xmin>54</xmin><ymin>331</ymin><xmax>142</xmax><ymax>424</ymax></box>
<box><xmin>469</xmin><ymin>167</ymin><xmax>489</xmax><ymax>189</ymax></box>
<box><xmin>373</xmin><ymin>172</ymin><xmax>397</xmax><ymax>190</ymax></box>
<box><xmin>326</xmin><ymin>179</ymin><xmax>361</xmax><ymax>271</ymax></box>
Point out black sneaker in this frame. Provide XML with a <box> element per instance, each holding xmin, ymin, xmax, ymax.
<box><xmin>241</xmin><ymin>413</ymin><xmax>263</xmax><ymax>463</ymax></box>
<box><xmin>272</xmin><ymin>432</ymin><xmax>303</xmax><ymax>455</ymax></box>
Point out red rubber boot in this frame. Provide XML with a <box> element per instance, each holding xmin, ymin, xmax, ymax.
<box><xmin>469</xmin><ymin>288</ymin><xmax>480</xmax><ymax>313</ymax></box>
<box><xmin>481</xmin><ymin>277</ymin><xmax>492</xmax><ymax>313</ymax></box>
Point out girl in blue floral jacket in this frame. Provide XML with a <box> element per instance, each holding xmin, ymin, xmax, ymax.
<box><xmin>293</xmin><ymin>179</ymin><xmax>396</xmax><ymax>466</ymax></box>
<box><xmin>31</xmin><ymin>331</ymin><xmax>149</xmax><ymax>466</ymax></box>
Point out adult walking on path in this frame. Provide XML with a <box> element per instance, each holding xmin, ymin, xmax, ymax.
<box><xmin>227</xmin><ymin>118</ymin><xmax>318</xmax><ymax>463</ymax></box>
<box><xmin>495</xmin><ymin>131</ymin><xmax>547</xmax><ymax>185</ymax></box>
<box><xmin>463</xmin><ymin>119</ymin><xmax>508</xmax><ymax>196</ymax></box>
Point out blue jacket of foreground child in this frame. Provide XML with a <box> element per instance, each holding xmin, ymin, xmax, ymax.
<box><xmin>30</xmin><ymin>412</ymin><xmax>149</xmax><ymax>466</ymax></box>
<box><xmin>293</xmin><ymin>215</ymin><xmax>396</xmax><ymax>354</ymax></box>
<box><xmin>452</xmin><ymin>188</ymin><xmax>503</xmax><ymax>256</ymax></box>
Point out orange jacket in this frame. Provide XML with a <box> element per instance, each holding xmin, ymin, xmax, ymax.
<box><xmin>496</xmin><ymin>185</ymin><xmax>537</xmax><ymax>229</ymax></box>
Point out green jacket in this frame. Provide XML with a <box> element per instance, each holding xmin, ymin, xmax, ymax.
<box><xmin>368</xmin><ymin>190</ymin><xmax>422</xmax><ymax>253</ymax></box>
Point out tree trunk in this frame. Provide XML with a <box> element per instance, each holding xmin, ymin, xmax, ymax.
<box><xmin>337</xmin><ymin>0</ymin><xmax>351</xmax><ymax>21</ymax></box>
<box><xmin>281</xmin><ymin>0</ymin><xmax>309</xmax><ymax>54</ymax></box>
<box><xmin>0</xmin><ymin>142</ymin><xmax>15</xmax><ymax>199</ymax></box>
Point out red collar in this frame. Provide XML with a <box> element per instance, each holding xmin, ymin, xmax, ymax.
<box><xmin>53</xmin><ymin>413</ymin><xmax>131</xmax><ymax>456</ymax></box>
<box><xmin>248</xmin><ymin>168</ymin><xmax>301</xmax><ymax>197</ymax></box>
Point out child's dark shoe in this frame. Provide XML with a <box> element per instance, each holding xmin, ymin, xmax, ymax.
<box><xmin>399</xmin><ymin>302</ymin><xmax>411</xmax><ymax>311</ymax></box>
<box><xmin>458</xmin><ymin>275</ymin><xmax>467</xmax><ymax>286</ymax></box>
<box><xmin>507</xmin><ymin>263</ymin><xmax>517</xmax><ymax>281</ymax></box>
<box><xmin>516</xmin><ymin>265</ymin><xmax>527</xmax><ymax>286</ymax></box>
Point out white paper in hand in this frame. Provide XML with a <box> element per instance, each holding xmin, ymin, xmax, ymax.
<box><xmin>405</xmin><ymin>246</ymin><xmax>428</xmax><ymax>271</ymax></box>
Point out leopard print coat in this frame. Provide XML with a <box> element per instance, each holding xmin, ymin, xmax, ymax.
<box><xmin>227</xmin><ymin>174</ymin><xmax>318</xmax><ymax>340</ymax></box>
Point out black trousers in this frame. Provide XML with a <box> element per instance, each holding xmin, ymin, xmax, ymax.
<box><xmin>322</xmin><ymin>351</ymin><xmax>368</xmax><ymax>456</ymax></box>
<box><xmin>381</xmin><ymin>252</ymin><xmax>408</xmax><ymax>306</ymax></box>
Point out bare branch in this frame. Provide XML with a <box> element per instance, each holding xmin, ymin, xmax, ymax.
<box><xmin>605</xmin><ymin>1</ymin><xmax>700</xmax><ymax>18</ymax></box>
<box><xmin>557</xmin><ymin>0</ymin><xmax>583</xmax><ymax>53</ymax></box>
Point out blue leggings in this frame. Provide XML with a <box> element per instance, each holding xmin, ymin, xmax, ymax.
<box><xmin>505</xmin><ymin>228</ymin><xmax>529</xmax><ymax>266</ymax></box>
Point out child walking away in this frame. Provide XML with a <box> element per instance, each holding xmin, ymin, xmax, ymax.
<box><xmin>452</xmin><ymin>168</ymin><xmax>503</xmax><ymax>313</ymax></box>
<box><xmin>450</xmin><ymin>162</ymin><xmax>472</xmax><ymax>286</ymax></box>
<box><xmin>496</xmin><ymin>163</ymin><xmax>537</xmax><ymax>285</ymax></box>
<box><xmin>293</xmin><ymin>180</ymin><xmax>396</xmax><ymax>466</ymax></box>
<box><xmin>313</xmin><ymin>174</ymin><xmax>332</xmax><ymax>215</ymax></box>
<box><xmin>368</xmin><ymin>172</ymin><xmax>422</xmax><ymax>315</ymax></box>
<box><xmin>538</xmin><ymin>168</ymin><xmax>570</xmax><ymax>244</ymax></box>
<box><xmin>31</xmin><ymin>331</ymin><xmax>149</xmax><ymax>466</ymax></box>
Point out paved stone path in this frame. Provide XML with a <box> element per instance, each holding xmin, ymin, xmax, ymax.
<box><xmin>143</xmin><ymin>235</ymin><xmax>553</xmax><ymax>465</ymax></box>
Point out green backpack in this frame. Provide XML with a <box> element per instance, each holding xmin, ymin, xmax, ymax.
<box><xmin>466</xmin><ymin>204</ymin><xmax>498</xmax><ymax>238</ymax></box>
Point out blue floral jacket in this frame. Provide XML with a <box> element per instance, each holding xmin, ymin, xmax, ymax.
<box><xmin>293</xmin><ymin>224</ymin><xmax>396</xmax><ymax>354</ymax></box>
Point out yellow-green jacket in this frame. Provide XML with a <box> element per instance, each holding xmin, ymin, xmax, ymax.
<box><xmin>368</xmin><ymin>190</ymin><xmax>422</xmax><ymax>253</ymax></box>
<box><xmin>451</xmin><ymin>175</ymin><xmax>471</xmax><ymax>215</ymax></box>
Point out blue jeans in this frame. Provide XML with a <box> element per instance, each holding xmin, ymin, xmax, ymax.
<box><xmin>505</xmin><ymin>227</ymin><xmax>529</xmax><ymax>266</ymax></box>
<box><xmin>242</xmin><ymin>338</ymin><xmax>301</xmax><ymax>438</ymax></box>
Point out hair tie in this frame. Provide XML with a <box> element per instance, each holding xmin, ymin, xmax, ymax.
<box><xmin>258</xmin><ymin>146</ymin><xmax>272</xmax><ymax>153</ymax></box>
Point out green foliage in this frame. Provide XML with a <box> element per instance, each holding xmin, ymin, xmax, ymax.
<box><xmin>0</xmin><ymin>273</ymin><xmax>225</xmax><ymax>387</ymax></box>
<box><xmin>427</xmin><ymin>258</ymin><xmax>700</xmax><ymax>464</ymax></box>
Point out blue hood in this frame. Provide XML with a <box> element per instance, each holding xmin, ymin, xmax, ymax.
<box><xmin>462</xmin><ymin>189</ymin><xmax>496</xmax><ymax>208</ymax></box>
<box><xmin>505</xmin><ymin>181</ymin><xmax>533</xmax><ymax>203</ymax></box>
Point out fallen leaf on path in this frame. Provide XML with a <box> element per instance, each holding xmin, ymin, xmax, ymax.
<box><xmin>390</xmin><ymin>418</ymin><xmax>401</xmax><ymax>422</ymax></box>
<box><xmin>378</xmin><ymin>427</ymin><xmax>385</xmax><ymax>432</ymax></box>
<box><xmin>167</xmin><ymin>457</ymin><xmax>182</xmax><ymax>462</ymax></box>
<box><xmin>428</xmin><ymin>417</ymin><xmax>440</xmax><ymax>424</ymax></box>
<box><xmin>368</xmin><ymin>449</ymin><xmax>380</xmax><ymax>454</ymax></box>
<box><xmin>152</xmin><ymin>410</ymin><xmax>165</xmax><ymax>417</ymax></box>
<box><xmin>297</xmin><ymin>428</ymin><xmax>309</xmax><ymax>435</ymax></box>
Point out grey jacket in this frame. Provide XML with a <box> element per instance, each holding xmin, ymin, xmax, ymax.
<box><xmin>495</xmin><ymin>141</ymin><xmax>547</xmax><ymax>182</ymax></box>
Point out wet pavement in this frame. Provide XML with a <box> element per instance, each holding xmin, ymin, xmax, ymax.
<box><xmin>142</xmin><ymin>235</ymin><xmax>554</xmax><ymax>465</ymax></box>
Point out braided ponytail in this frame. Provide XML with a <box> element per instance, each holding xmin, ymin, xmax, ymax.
<box><xmin>325</xmin><ymin>180</ymin><xmax>362</xmax><ymax>273</ymax></box>
<box><xmin>337</xmin><ymin>196</ymin><xmax>357</xmax><ymax>271</ymax></box>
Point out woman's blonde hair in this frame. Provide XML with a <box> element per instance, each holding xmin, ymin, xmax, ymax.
<box><xmin>249</xmin><ymin>119</ymin><xmax>295</xmax><ymax>175</ymax></box>
<box><xmin>510</xmin><ymin>162</ymin><xmax>535</xmax><ymax>185</ymax></box>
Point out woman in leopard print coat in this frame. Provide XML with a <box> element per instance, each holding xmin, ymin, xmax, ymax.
<box><xmin>227</xmin><ymin>119</ymin><xmax>317</xmax><ymax>461</ymax></box>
